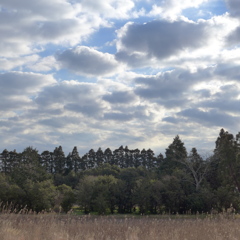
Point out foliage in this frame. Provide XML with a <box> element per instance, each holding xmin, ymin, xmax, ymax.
<box><xmin>0</xmin><ymin>129</ymin><xmax>240</xmax><ymax>214</ymax></box>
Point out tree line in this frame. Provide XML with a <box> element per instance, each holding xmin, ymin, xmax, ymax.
<box><xmin>0</xmin><ymin>128</ymin><xmax>240</xmax><ymax>214</ymax></box>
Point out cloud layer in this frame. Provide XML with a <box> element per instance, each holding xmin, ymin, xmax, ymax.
<box><xmin>0</xmin><ymin>0</ymin><xmax>240</xmax><ymax>155</ymax></box>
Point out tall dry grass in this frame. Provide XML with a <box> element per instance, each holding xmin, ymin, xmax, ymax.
<box><xmin>0</xmin><ymin>212</ymin><xmax>240</xmax><ymax>240</ymax></box>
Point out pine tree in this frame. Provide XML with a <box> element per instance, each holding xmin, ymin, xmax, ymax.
<box><xmin>53</xmin><ymin>146</ymin><xmax>66</xmax><ymax>174</ymax></box>
<box><xmin>214</xmin><ymin>129</ymin><xmax>240</xmax><ymax>191</ymax></box>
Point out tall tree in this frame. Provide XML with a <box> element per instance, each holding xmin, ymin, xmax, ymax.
<box><xmin>214</xmin><ymin>129</ymin><xmax>240</xmax><ymax>191</ymax></box>
<box><xmin>104</xmin><ymin>148</ymin><xmax>113</xmax><ymax>165</ymax></box>
<box><xmin>53</xmin><ymin>146</ymin><xmax>66</xmax><ymax>174</ymax></box>
<box><xmin>66</xmin><ymin>146</ymin><xmax>81</xmax><ymax>173</ymax></box>
<box><xmin>86</xmin><ymin>149</ymin><xmax>96</xmax><ymax>169</ymax></box>
<box><xmin>40</xmin><ymin>150</ymin><xmax>54</xmax><ymax>173</ymax></box>
<box><xmin>96</xmin><ymin>148</ymin><xmax>104</xmax><ymax>167</ymax></box>
<box><xmin>113</xmin><ymin>146</ymin><xmax>125</xmax><ymax>168</ymax></box>
<box><xmin>132</xmin><ymin>148</ymin><xmax>141</xmax><ymax>168</ymax></box>
<box><xmin>1</xmin><ymin>149</ymin><xmax>10</xmax><ymax>173</ymax></box>
<box><xmin>161</xmin><ymin>135</ymin><xmax>187</xmax><ymax>174</ymax></box>
<box><xmin>21</xmin><ymin>147</ymin><xmax>39</xmax><ymax>164</ymax></box>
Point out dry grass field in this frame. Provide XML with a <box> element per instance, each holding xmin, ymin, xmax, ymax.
<box><xmin>0</xmin><ymin>213</ymin><xmax>240</xmax><ymax>240</ymax></box>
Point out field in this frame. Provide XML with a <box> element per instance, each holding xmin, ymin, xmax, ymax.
<box><xmin>0</xmin><ymin>213</ymin><xmax>240</xmax><ymax>240</ymax></box>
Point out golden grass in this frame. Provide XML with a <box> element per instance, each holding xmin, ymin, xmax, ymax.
<box><xmin>0</xmin><ymin>213</ymin><xmax>240</xmax><ymax>240</ymax></box>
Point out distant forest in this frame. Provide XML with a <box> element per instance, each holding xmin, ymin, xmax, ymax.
<box><xmin>0</xmin><ymin>128</ymin><xmax>240</xmax><ymax>215</ymax></box>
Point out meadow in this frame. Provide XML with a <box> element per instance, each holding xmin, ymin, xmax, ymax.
<box><xmin>0</xmin><ymin>212</ymin><xmax>240</xmax><ymax>240</ymax></box>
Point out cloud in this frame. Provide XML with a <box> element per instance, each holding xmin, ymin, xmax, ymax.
<box><xmin>226</xmin><ymin>0</ymin><xmax>240</xmax><ymax>18</ymax></box>
<box><xmin>27</xmin><ymin>56</ymin><xmax>59</xmax><ymax>72</ymax></box>
<box><xmin>227</xmin><ymin>27</ymin><xmax>240</xmax><ymax>47</ymax></box>
<box><xmin>1</xmin><ymin>0</ymin><xmax>240</xmax><ymax>156</ymax></box>
<box><xmin>116</xmin><ymin>20</ymin><xmax>208</xmax><ymax>64</ymax></box>
<box><xmin>116</xmin><ymin>15</ymin><xmax>239</xmax><ymax>70</ymax></box>
<box><xmin>177</xmin><ymin>108</ymin><xmax>239</xmax><ymax>128</ymax></box>
<box><xmin>0</xmin><ymin>72</ymin><xmax>56</xmax><ymax>95</ymax></box>
<box><xmin>0</xmin><ymin>55</ymin><xmax>40</xmax><ymax>71</ymax></box>
<box><xmin>57</xmin><ymin>46</ymin><xmax>121</xmax><ymax>77</ymax></box>
<box><xmin>0</xmin><ymin>0</ymin><xmax>103</xmax><ymax>57</ymax></box>
<box><xmin>0</xmin><ymin>0</ymin><xmax>76</xmax><ymax>19</ymax></box>
<box><xmin>200</xmin><ymin>84</ymin><xmax>240</xmax><ymax>113</ymax></box>
<box><xmin>0</xmin><ymin>72</ymin><xmax>56</xmax><ymax>110</ymax></box>
<box><xmin>77</xmin><ymin>0</ymin><xmax>135</xmax><ymax>19</ymax></box>
<box><xmin>35</xmin><ymin>80</ymin><xmax>106</xmax><ymax>117</ymax></box>
<box><xmin>102</xmin><ymin>90</ymin><xmax>137</xmax><ymax>104</ymax></box>
<box><xmin>214</xmin><ymin>63</ymin><xmax>240</xmax><ymax>81</ymax></box>
<box><xmin>104</xmin><ymin>112</ymin><xmax>134</xmax><ymax>121</ymax></box>
<box><xmin>133</xmin><ymin>68</ymin><xmax>204</xmax><ymax>107</ymax></box>
<box><xmin>149</xmin><ymin>0</ymin><xmax>208</xmax><ymax>20</ymax></box>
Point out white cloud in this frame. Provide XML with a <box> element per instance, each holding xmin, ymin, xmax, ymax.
<box><xmin>149</xmin><ymin>0</ymin><xmax>209</xmax><ymax>20</ymax></box>
<box><xmin>76</xmin><ymin>0</ymin><xmax>135</xmax><ymax>19</ymax></box>
<box><xmin>27</xmin><ymin>56</ymin><xmax>59</xmax><ymax>72</ymax></box>
<box><xmin>0</xmin><ymin>55</ymin><xmax>39</xmax><ymax>71</ymax></box>
<box><xmin>0</xmin><ymin>0</ymin><xmax>105</xmax><ymax>57</ymax></box>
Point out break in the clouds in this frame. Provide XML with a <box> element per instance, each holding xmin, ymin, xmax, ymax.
<box><xmin>0</xmin><ymin>0</ymin><xmax>240</xmax><ymax>155</ymax></box>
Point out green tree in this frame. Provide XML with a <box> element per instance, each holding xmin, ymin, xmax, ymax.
<box><xmin>161</xmin><ymin>135</ymin><xmax>187</xmax><ymax>175</ymax></box>
<box><xmin>56</xmin><ymin>184</ymin><xmax>75</xmax><ymax>212</ymax></box>
<box><xmin>75</xmin><ymin>176</ymin><xmax>96</xmax><ymax>213</ymax></box>
<box><xmin>103</xmin><ymin>148</ymin><xmax>113</xmax><ymax>165</ymax></box>
<box><xmin>40</xmin><ymin>150</ymin><xmax>54</xmax><ymax>173</ymax></box>
<box><xmin>0</xmin><ymin>173</ymin><xmax>24</xmax><ymax>206</ymax></box>
<box><xmin>21</xmin><ymin>147</ymin><xmax>39</xmax><ymax>164</ymax></box>
<box><xmin>116</xmin><ymin>168</ymin><xmax>140</xmax><ymax>213</ymax></box>
<box><xmin>214</xmin><ymin>129</ymin><xmax>240</xmax><ymax>191</ymax></box>
<box><xmin>92</xmin><ymin>175</ymin><xmax>118</xmax><ymax>214</ymax></box>
<box><xmin>66</xmin><ymin>146</ymin><xmax>81</xmax><ymax>174</ymax></box>
<box><xmin>149</xmin><ymin>180</ymin><xmax>164</xmax><ymax>214</ymax></box>
<box><xmin>96</xmin><ymin>148</ymin><xmax>104</xmax><ymax>167</ymax></box>
<box><xmin>133</xmin><ymin>178</ymin><xmax>151</xmax><ymax>214</ymax></box>
<box><xmin>1</xmin><ymin>149</ymin><xmax>10</xmax><ymax>173</ymax></box>
<box><xmin>23</xmin><ymin>179</ymin><xmax>56</xmax><ymax>212</ymax></box>
<box><xmin>53</xmin><ymin>146</ymin><xmax>66</xmax><ymax>174</ymax></box>
<box><xmin>161</xmin><ymin>175</ymin><xmax>186</xmax><ymax>213</ymax></box>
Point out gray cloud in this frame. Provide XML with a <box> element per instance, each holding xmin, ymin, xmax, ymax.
<box><xmin>115</xmin><ymin>51</ymin><xmax>151</xmax><ymax>68</ymax></box>
<box><xmin>226</xmin><ymin>0</ymin><xmax>240</xmax><ymax>18</ymax></box>
<box><xmin>116</xmin><ymin>20</ymin><xmax>208</xmax><ymax>62</ymax></box>
<box><xmin>0</xmin><ymin>71</ymin><xmax>56</xmax><ymax>110</ymax></box>
<box><xmin>64</xmin><ymin>103</ymin><xmax>103</xmax><ymax>117</ymax></box>
<box><xmin>35</xmin><ymin>81</ymin><xmax>101</xmax><ymax>106</ymax></box>
<box><xmin>177</xmin><ymin>108</ymin><xmax>238</xmax><ymax>128</ymax></box>
<box><xmin>35</xmin><ymin>81</ymin><xmax>106</xmax><ymax>118</ymax></box>
<box><xmin>200</xmin><ymin>84</ymin><xmax>240</xmax><ymax>113</ymax></box>
<box><xmin>133</xmin><ymin>69</ymin><xmax>199</xmax><ymax>107</ymax></box>
<box><xmin>103</xmin><ymin>112</ymin><xmax>134</xmax><ymax>121</ymax></box>
<box><xmin>0</xmin><ymin>72</ymin><xmax>55</xmax><ymax>95</ymax></box>
<box><xmin>57</xmin><ymin>46</ymin><xmax>120</xmax><ymax>76</ymax></box>
<box><xmin>226</xmin><ymin>28</ymin><xmax>240</xmax><ymax>48</ymax></box>
<box><xmin>0</xmin><ymin>0</ymin><xmax>73</xmax><ymax>19</ymax></box>
<box><xmin>102</xmin><ymin>90</ymin><xmax>137</xmax><ymax>104</ymax></box>
<box><xmin>38</xmin><ymin>116</ymin><xmax>81</xmax><ymax>128</ymax></box>
<box><xmin>162</xmin><ymin>116</ymin><xmax>180</xmax><ymax>124</ymax></box>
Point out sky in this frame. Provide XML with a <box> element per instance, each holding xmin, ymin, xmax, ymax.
<box><xmin>0</xmin><ymin>0</ymin><xmax>240</xmax><ymax>156</ymax></box>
